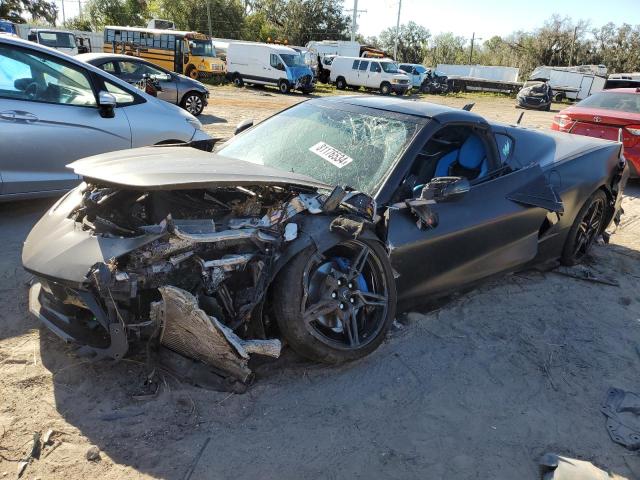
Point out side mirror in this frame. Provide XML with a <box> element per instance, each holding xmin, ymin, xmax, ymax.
<box><xmin>277</xmin><ymin>63</ymin><xmax>285</xmax><ymax>71</ymax></box>
<box><xmin>234</xmin><ymin>118</ymin><xmax>254</xmax><ymax>135</ymax></box>
<box><xmin>98</xmin><ymin>91</ymin><xmax>117</xmax><ymax>118</ymax></box>
<box><xmin>421</xmin><ymin>176</ymin><xmax>470</xmax><ymax>202</ymax></box>
<box><xmin>28</xmin><ymin>33</ymin><xmax>36</xmax><ymax>42</ymax></box>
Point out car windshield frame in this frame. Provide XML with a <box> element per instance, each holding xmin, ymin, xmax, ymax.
<box><xmin>576</xmin><ymin>92</ymin><xmax>640</xmax><ymax>115</ymax></box>
<box><xmin>216</xmin><ymin>101</ymin><xmax>423</xmax><ymax>196</ymax></box>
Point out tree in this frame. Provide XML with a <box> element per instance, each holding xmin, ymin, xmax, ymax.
<box><xmin>252</xmin><ymin>0</ymin><xmax>349</xmax><ymax>45</ymax></box>
<box><xmin>85</xmin><ymin>0</ymin><xmax>148</xmax><ymax>28</ymax></box>
<box><xmin>378</xmin><ymin>21</ymin><xmax>430</xmax><ymax>63</ymax></box>
<box><xmin>0</xmin><ymin>0</ymin><xmax>57</xmax><ymax>24</ymax></box>
<box><xmin>424</xmin><ymin>32</ymin><xmax>466</xmax><ymax>66</ymax></box>
<box><xmin>150</xmin><ymin>0</ymin><xmax>245</xmax><ymax>38</ymax></box>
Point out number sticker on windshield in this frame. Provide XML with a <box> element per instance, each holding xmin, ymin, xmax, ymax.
<box><xmin>309</xmin><ymin>142</ymin><xmax>354</xmax><ymax>168</ymax></box>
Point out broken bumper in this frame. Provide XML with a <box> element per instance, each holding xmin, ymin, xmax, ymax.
<box><xmin>29</xmin><ymin>280</ymin><xmax>128</xmax><ymax>359</ymax></box>
<box><xmin>391</xmin><ymin>84</ymin><xmax>410</xmax><ymax>94</ymax></box>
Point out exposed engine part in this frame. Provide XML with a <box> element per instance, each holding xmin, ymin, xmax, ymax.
<box><xmin>65</xmin><ymin>183</ymin><xmax>376</xmax><ymax>381</ymax></box>
<box><xmin>152</xmin><ymin>286</ymin><xmax>281</xmax><ymax>382</ymax></box>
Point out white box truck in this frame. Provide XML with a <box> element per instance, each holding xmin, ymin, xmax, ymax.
<box><xmin>529</xmin><ymin>66</ymin><xmax>606</xmax><ymax>101</ymax></box>
<box><xmin>226</xmin><ymin>42</ymin><xmax>315</xmax><ymax>94</ymax></box>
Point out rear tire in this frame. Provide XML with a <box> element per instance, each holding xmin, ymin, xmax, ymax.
<box><xmin>233</xmin><ymin>74</ymin><xmax>244</xmax><ymax>88</ymax></box>
<box><xmin>380</xmin><ymin>82</ymin><xmax>391</xmax><ymax>95</ymax></box>
<box><xmin>272</xmin><ymin>238</ymin><xmax>396</xmax><ymax>364</ymax></box>
<box><xmin>336</xmin><ymin>77</ymin><xmax>347</xmax><ymax>90</ymax></box>
<box><xmin>560</xmin><ymin>190</ymin><xmax>608</xmax><ymax>266</ymax></box>
<box><xmin>180</xmin><ymin>92</ymin><xmax>205</xmax><ymax>116</ymax></box>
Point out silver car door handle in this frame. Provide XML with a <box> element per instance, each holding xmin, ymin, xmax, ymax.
<box><xmin>0</xmin><ymin>111</ymin><xmax>15</xmax><ymax>121</ymax></box>
<box><xmin>0</xmin><ymin>110</ymin><xmax>38</xmax><ymax>122</ymax></box>
<box><xmin>13</xmin><ymin>111</ymin><xmax>39</xmax><ymax>122</ymax></box>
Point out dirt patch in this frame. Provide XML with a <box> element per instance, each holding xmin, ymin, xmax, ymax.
<box><xmin>1</xmin><ymin>89</ymin><xmax>639</xmax><ymax>479</ymax></box>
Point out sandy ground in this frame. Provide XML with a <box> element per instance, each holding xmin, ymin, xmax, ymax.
<box><xmin>1</xmin><ymin>86</ymin><xmax>640</xmax><ymax>479</ymax></box>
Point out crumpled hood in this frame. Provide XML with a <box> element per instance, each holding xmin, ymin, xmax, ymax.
<box><xmin>68</xmin><ymin>146</ymin><xmax>331</xmax><ymax>190</ymax></box>
<box><xmin>286</xmin><ymin>65</ymin><xmax>313</xmax><ymax>81</ymax></box>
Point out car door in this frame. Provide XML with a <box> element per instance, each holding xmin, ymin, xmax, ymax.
<box><xmin>0</xmin><ymin>43</ymin><xmax>131</xmax><ymax>196</ymax></box>
<box><xmin>348</xmin><ymin>59</ymin><xmax>360</xmax><ymax>85</ymax></box>
<box><xmin>386</xmin><ymin>130</ymin><xmax>553</xmax><ymax>301</ymax></box>
<box><xmin>356</xmin><ymin>59</ymin><xmax>369</xmax><ymax>87</ymax></box>
<box><xmin>368</xmin><ymin>61</ymin><xmax>382</xmax><ymax>88</ymax></box>
<box><xmin>117</xmin><ymin>59</ymin><xmax>178</xmax><ymax>104</ymax></box>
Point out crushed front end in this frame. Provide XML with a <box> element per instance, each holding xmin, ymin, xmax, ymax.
<box><xmin>23</xmin><ymin>180</ymin><xmax>374</xmax><ymax>383</ymax></box>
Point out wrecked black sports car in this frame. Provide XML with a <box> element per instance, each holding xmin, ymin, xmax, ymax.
<box><xmin>23</xmin><ymin>96</ymin><xmax>629</xmax><ymax>384</ymax></box>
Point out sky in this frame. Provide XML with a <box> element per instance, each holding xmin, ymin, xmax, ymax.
<box><xmin>53</xmin><ymin>0</ymin><xmax>640</xmax><ymax>37</ymax></box>
<box><xmin>350</xmin><ymin>0</ymin><xmax>640</xmax><ymax>41</ymax></box>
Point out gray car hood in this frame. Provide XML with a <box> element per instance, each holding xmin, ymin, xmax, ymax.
<box><xmin>68</xmin><ymin>146</ymin><xmax>331</xmax><ymax>190</ymax></box>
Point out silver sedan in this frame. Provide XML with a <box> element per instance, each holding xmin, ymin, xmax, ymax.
<box><xmin>0</xmin><ymin>36</ymin><xmax>213</xmax><ymax>201</ymax></box>
<box><xmin>78</xmin><ymin>53</ymin><xmax>210</xmax><ymax>116</ymax></box>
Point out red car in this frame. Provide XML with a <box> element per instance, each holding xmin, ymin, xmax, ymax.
<box><xmin>552</xmin><ymin>88</ymin><xmax>640</xmax><ymax>177</ymax></box>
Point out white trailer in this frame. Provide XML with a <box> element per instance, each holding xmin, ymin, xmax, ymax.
<box><xmin>437</xmin><ymin>64</ymin><xmax>520</xmax><ymax>83</ymax></box>
<box><xmin>529</xmin><ymin>66</ymin><xmax>606</xmax><ymax>101</ymax></box>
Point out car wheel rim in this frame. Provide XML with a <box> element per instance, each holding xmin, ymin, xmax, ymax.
<box><xmin>301</xmin><ymin>240</ymin><xmax>389</xmax><ymax>351</ymax></box>
<box><xmin>573</xmin><ymin>197</ymin><xmax>605</xmax><ymax>260</ymax></box>
<box><xmin>185</xmin><ymin>95</ymin><xmax>202</xmax><ymax>114</ymax></box>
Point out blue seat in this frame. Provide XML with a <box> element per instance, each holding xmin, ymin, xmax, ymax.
<box><xmin>434</xmin><ymin>134</ymin><xmax>488</xmax><ymax>179</ymax></box>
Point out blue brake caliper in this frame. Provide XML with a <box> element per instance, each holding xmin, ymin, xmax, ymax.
<box><xmin>334</xmin><ymin>257</ymin><xmax>368</xmax><ymax>293</ymax></box>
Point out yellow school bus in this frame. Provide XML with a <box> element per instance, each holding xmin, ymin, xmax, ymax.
<box><xmin>103</xmin><ymin>26</ymin><xmax>225</xmax><ymax>78</ymax></box>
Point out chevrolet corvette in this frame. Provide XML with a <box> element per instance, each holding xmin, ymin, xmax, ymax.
<box><xmin>23</xmin><ymin>96</ymin><xmax>629</xmax><ymax>383</ymax></box>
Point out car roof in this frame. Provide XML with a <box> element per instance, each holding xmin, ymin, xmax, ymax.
<box><xmin>29</xmin><ymin>28</ymin><xmax>74</xmax><ymax>33</ymax></box>
<box><xmin>0</xmin><ymin>35</ymin><xmax>159</xmax><ymax>96</ymax></box>
<box><xmin>600</xmin><ymin>88</ymin><xmax>640</xmax><ymax>94</ymax></box>
<box><xmin>317</xmin><ymin>96</ymin><xmax>488</xmax><ymax>124</ymax></box>
<box><xmin>77</xmin><ymin>52</ymin><xmax>152</xmax><ymax>63</ymax></box>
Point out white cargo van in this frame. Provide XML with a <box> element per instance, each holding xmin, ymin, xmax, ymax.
<box><xmin>329</xmin><ymin>56</ymin><xmax>410</xmax><ymax>95</ymax></box>
<box><xmin>226</xmin><ymin>42</ymin><xmax>315</xmax><ymax>94</ymax></box>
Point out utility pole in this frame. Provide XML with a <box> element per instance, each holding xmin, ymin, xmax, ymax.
<box><xmin>469</xmin><ymin>32</ymin><xmax>475</xmax><ymax>64</ymax></box>
<box><xmin>206</xmin><ymin>0</ymin><xmax>212</xmax><ymax>37</ymax></box>
<box><xmin>78</xmin><ymin>0</ymin><xmax>82</xmax><ymax>18</ymax></box>
<box><xmin>350</xmin><ymin>0</ymin><xmax>358</xmax><ymax>42</ymax></box>
<box><xmin>569</xmin><ymin>26</ymin><xmax>578</xmax><ymax>67</ymax></box>
<box><xmin>346</xmin><ymin>0</ymin><xmax>366</xmax><ymax>42</ymax></box>
<box><xmin>393</xmin><ymin>0</ymin><xmax>401</xmax><ymax>60</ymax></box>
<box><xmin>61</xmin><ymin>0</ymin><xmax>66</xmax><ymax>25</ymax></box>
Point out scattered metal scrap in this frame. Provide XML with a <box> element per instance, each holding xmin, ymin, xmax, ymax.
<box><xmin>602</xmin><ymin>388</ymin><xmax>640</xmax><ymax>450</ymax></box>
<box><xmin>552</xmin><ymin>266</ymin><xmax>620</xmax><ymax>287</ymax></box>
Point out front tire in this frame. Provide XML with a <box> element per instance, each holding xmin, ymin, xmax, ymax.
<box><xmin>272</xmin><ymin>238</ymin><xmax>396</xmax><ymax>364</ymax></box>
<box><xmin>278</xmin><ymin>79</ymin><xmax>291</xmax><ymax>94</ymax></box>
<box><xmin>180</xmin><ymin>92</ymin><xmax>205</xmax><ymax>116</ymax></box>
<box><xmin>232</xmin><ymin>73</ymin><xmax>244</xmax><ymax>88</ymax></box>
<box><xmin>186</xmin><ymin>66</ymin><xmax>199</xmax><ymax>80</ymax></box>
<box><xmin>335</xmin><ymin>77</ymin><xmax>347</xmax><ymax>90</ymax></box>
<box><xmin>380</xmin><ymin>82</ymin><xmax>391</xmax><ymax>95</ymax></box>
<box><xmin>561</xmin><ymin>190</ymin><xmax>608</xmax><ymax>266</ymax></box>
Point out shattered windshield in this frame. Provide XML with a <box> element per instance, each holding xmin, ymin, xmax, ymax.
<box><xmin>217</xmin><ymin>102</ymin><xmax>420</xmax><ymax>195</ymax></box>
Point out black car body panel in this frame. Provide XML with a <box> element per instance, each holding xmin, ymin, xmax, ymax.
<box><xmin>22</xmin><ymin>96</ymin><xmax>629</xmax><ymax>379</ymax></box>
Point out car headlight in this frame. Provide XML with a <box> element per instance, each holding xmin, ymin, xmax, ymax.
<box><xmin>391</xmin><ymin>78</ymin><xmax>400</xmax><ymax>84</ymax></box>
<box><xmin>186</xmin><ymin>117</ymin><xmax>203</xmax><ymax>130</ymax></box>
